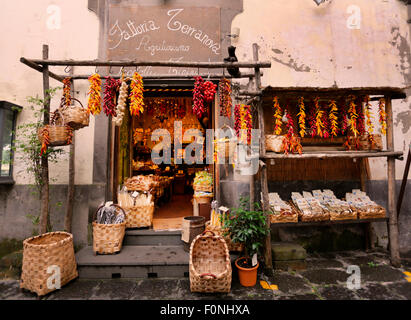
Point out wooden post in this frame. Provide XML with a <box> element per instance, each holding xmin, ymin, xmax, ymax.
<box><xmin>397</xmin><ymin>144</ymin><xmax>410</xmax><ymax>217</ymax></box>
<box><xmin>40</xmin><ymin>44</ymin><xmax>50</xmax><ymax>234</ymax></box>
<box><xmin>64</xmin><ymin>75</ymin><xmax>75</xmax><ymax>233</ymax></box>
<box><xmin>385</xmin><ymin>95</ymin><xmax>401</xmax><ymax>267</ymax></box>
<box><xmin>252</xmin><ymin>43</ymin><xmax>273</xmax><ymax>275</ymax></box>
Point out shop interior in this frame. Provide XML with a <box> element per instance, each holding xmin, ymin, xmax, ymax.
<box><xmin>117</xmin><ymin>89</ymin><xmax>214</xmax><ymax>230</ymax></box>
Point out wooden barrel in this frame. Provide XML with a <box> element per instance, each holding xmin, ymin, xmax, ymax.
<box><xmin>181</xmin><ymin>216</ymin><xmax>205</xmax><ymax>252</ymax></box>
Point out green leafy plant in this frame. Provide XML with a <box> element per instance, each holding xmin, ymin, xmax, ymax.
<box><xmin>222</xmin><ymin>197</ymin><xmax>269</xmax><ymax>266</ymax></box>
<box><xmin>13</xmin><ymin>88</ymin><xmax>64</xmax><ymax>198</ymax></box>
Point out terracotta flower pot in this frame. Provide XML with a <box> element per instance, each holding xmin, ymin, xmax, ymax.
<box><xmin>235</xmin><ymin>257</ymin><xmax>259</xmax><ymax>287</ymax></box>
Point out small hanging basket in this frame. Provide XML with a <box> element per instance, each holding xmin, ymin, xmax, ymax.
<box><xmin>59</xmin><ymin>98</ymin><xmax>90</xmax><ymax>130</ymax></box>
<box><xmin>20</xmin><ymin>231</ymin><xmax>78</xmax><ymax>297</ymax></box>
<box><xmin>38</xmin><ymin>110</ymin><xmax>73</xmax><ymax>147</ymax></box>
<box><xmin>92</xmin><ymin>204</ymin><xmax>126</xmax><ymax>255</ymax></box>
<box><xmin>189</xmin><ymin>230</ymin><xmax>232</xmax><ymax>293</ymax></box>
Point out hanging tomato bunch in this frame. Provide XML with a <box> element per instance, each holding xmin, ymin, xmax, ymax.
<box><xmin>63</xmin><ymin>77</ymin><xmax>72</xmax><ymax>106</ymax></box>
<box><xmin>329</xmin><ymin>100</ymin><xmax>339</xmax><ymax>137</ymax></box>
<box><xmin>218</xmin><ymin>78</ymin><xmax>232</xmax><ymax>118</ymax></box>
<box><xmin>378</xmin><ymin>98</ymin><xmax>387</xmax><ymax>135</ymax></box>
<box><xmin>103</xmin><ymin>76</ymin><xmax>120</xmax><ymax>117</ymax></box>
<box><xmin>297</xmin><ymin>97</ymin><xmax>306</xmax><ymax>137</ymax></box>
<box><xmin>87</xmin><ymin>73</ymin><xmax>102</xmax><ymax>115</ymax></box>
<box><xmin>203</xmin><ymin>80</ymin><xmax>217</xmax><ymax>103</ymax></box>
<box><xmin>129</xmin><ymin>72</ymin><xmax>145</xmax><ymax>116</ymax></box>
<box><xmin>273</xmin><ymin>96</ymin><xmax>283</xmax><ymax>135</ymax></box>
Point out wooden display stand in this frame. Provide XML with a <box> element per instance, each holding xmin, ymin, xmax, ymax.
<box><xmin>193</xmin><ymin>197</ymin><xmax>212</xmax><ymax>221</ymax></box>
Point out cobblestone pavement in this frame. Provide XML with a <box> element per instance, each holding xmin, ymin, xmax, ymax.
<box><xmin>1</xmin><ymin>249</ymin><xmax>410</xmax><ymax>300</ymax></box>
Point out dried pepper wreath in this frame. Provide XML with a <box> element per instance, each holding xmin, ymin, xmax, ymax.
<box><xmin>378</xmin><ymin>98</ymin><xmax>387</xmax><ymax>135</ymax></box>
<box><xmin>218</xmin><ymin>78</ymin><xmax>232</xmax><ymax>118</ymax></box>
<box><xmin>129</xmin><ymin>72</ymin><xmax>145</xmax><ymax>117</ymax></box>
<box><xmin>297</xmin><ymin>97</ymin><xmax>306</xmax><ymax>137</ymax></box>
<box><xmin>87</xmin><ymin>73</ymin><xmax>102</xmax><ymax>115</ymax></box>
<box><xmin>103</xmin><ymin>76</ymin><xmax>120</xmax><ymax>117</ymax></box>
<box><xmin>329</xmin><ymin>100</ymin><xmax>339</xmax><ymax>138</ymax></box>
<box><xmin>63</xmin><ymin>77</ymin><xmax>72</xmax><ymax>106</ymax></box>
<box><xmin>273</xmin><ymin>96</ymin><xmax>283</xmax><ymax>135</ymax></box>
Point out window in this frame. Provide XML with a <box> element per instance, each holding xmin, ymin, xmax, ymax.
<box><xmin>0</xmin><ymin>101</ymin><xmax>22</xmax><ymax>184</ymax></box>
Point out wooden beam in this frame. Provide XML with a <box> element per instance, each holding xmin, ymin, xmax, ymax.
<box><xmin>260</xmin><ymin>150</ymin><xmax>403</xmax><ymax>160</ymax></box>
<box><xmin>63</xmin><ymin>71</ymin><xmax>260</xmax><ymax>80</ymax></box>
<box><xmin>397</xmin><ymin>145</ymin><xmax>410</xmax><ymax>217</ymax></box>
<box><xmin>385</xmin><ymin>95</ymin><xmax>401</xmax><ymax>267</ymax></box>
<box><xmin>25</xmin><ymin>58</ymin><xmax>272</xmax><ymax>69</ymax></box>
<box><xmin>20</xmin><ymin>57</ymin><xmax>64</xmax><ymax>83</ymax></box>
<box><xmin>40</xmin><ymin>45</ymin><xmax>50</xmax><ymax>235</ymax></box>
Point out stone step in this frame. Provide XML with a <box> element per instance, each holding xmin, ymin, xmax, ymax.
<box><xmin>124</xmin><ymin>229</ymin><xmax>182</xmax><ymax>246</ymax></box>
<box><xmin>76</xmin><ymin>245</ymin><xmax>189</xmax><ymax>279</ymax></box>
<box><xmin>76</xmin><ymin>245</ymin><xmax>241</xmax><ymax>279</ymax></box>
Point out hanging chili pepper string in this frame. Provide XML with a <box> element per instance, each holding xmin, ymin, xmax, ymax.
<box><xmin>348</xmin><ymin>95</ymin><xmax>359</xmax><ymax>138</ymax></box>
<box><xmin>243</xmin><ymin>105</ymin><xmax>253</xmax><ymax>145</ymax></box>
<box><xmin>356</xmin><ymin>97</ymin><xmax>366</xmax><ymax>136</ymax></box>
<box><xmin>378</xmin><ymin>98</ymin><xmax>387</xmax><ymax>135</ymax></box>
<box><xmin>282</xmin><ymin>109</ymin><xmax>302</xmax><ymax>155</ymax></box>
<box><xmin>297</xmin><ymin>97</ymin><xmax>306</xmax><ymax>138</ymax></box>
<box><xmin>87</xmin><ymin>73</ymin><xmax>102</xmax><ymax>115</ymax></box>
<box><xmin>129</xmin><ymin>72</ymin><xmax>145</xmax><ymax>117</ymax></box>
<box><xmin>219</xmin><ymin>78</ymin><xmax>232</xmax><ymax>118</ymax></box>
<box><xmin>103</xmin><ymin>76</ymin><xmax>120</xmax><ymax>117</ymax></box>
<box><xmin>308</xmin><ymin>102</ymin><xmax>317</xmax><ymax>138</ymax></box>
<box><xmin>273</xmin><ymin>96</ymin><xmax>283</xmax><ymax>135</ymax></box>
<box><xmin>329</xmin><ymin>100</ymin><xmax>339</xmax><ymax>138</ymax></box>
<box><xmin>339</xmin><ymin>99</ymin><xmax>348</xmax><ymax>135</ymax></box>
<box><xmin>193</xmin><ymin>76</ymin><xmax>205</xmax><ymax>118</ymax></box>
<box><xmin>314</xmin><ymin>97</ymin><xmax>325</xmax><ymax>138</ymax></box>
<box><xmin>322</xmin><ymin>103</ymin><xmax>330</xmax><ymax>139</ymax></box>
<box><xmin>63</xmin><ymin>77</ymin><xmax>72</xmax><ymax>106</ymax></box>
<box><xmin>40</xmin><ymin>126</ymin><xmax>50</xmax><ymax>156</ymax></box>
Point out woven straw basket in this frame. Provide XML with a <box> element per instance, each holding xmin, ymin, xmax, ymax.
<box><xmin>38</xmin><ymin>110</ymin><xmax>72</xmax><ymax>147</ymax></box>
<box><xmin>189</xmin><ymin>230</ymin><xmax>232</xmax><ymax>293</ymax></box>
<box><xmin>329</xmin><ymin>210</ymin><xmax>358</xmax><ymax>221</ymax></box>
<box><xmin>205</xmin><ymin>221</ymin><xmax>243</xmax><ymax>252</ymax></box>
<box><xmin>59</xmin><ymin>98</ymin><xmax>89</xmax><ymax>130</ymax></box>
<box><xmin>193</xmin><ymin>184</ymin><xmax>213</xmax><ymax>193</ymax></box>
<box><xmin>92</xmin><ymin>204</ymin><xmax>126</xmax><ymax>255</ymax></box>
<box><xmin>124</xmin><ymin>204</ymin><xmax>154</xmax><ymax>228</ymax></box>
<box><xmin>20</xmin><ymin>232</ymin><xmax>78</xmax><ymax>297</ymax></box>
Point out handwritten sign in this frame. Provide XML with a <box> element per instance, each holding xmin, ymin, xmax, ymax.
<box><xmin>107</xmin><ymin>5</ymin><xmax>221</xmax><ymax>76</ymax></box>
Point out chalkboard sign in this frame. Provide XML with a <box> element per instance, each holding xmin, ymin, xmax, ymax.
<box><xmin>107</xmin><ymin>4</ymin><xmax>222</xmax><ymax>76</ymax></box>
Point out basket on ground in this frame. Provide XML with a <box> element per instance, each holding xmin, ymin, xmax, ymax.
<box><xmin>189</xmin><ymin>230</ymin><xmax>232</xmax><ymax>293</ymax></box>
<box><xmin>20</xmin><ymin>231</ymin><xmax>78</xmax><ymax>296</ymax></box>
<box><xmin>124</xmin><ymin>204</ymin><xmax>154</xmax><ymax>228</ymax></box>
<box><xmin>92</xmin><ymin>204</ymin><xmax>126</xmax><ymax>254</ymax></box>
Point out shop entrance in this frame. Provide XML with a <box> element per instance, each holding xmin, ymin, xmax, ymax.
<box><xmin>117</xmin><ymin>87</ymin><xmax>214</xmax><ymax>231</ymax></box>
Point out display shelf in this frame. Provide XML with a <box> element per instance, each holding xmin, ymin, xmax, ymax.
<box><xmin>261</xmin><ymin>150</ymin><xmax>403</xmax><ymax>160</ymax></box>
<box><xmin>270</xmin><ymin>217</ymin><xmax>388</xmax><ymax>228</ymax></box>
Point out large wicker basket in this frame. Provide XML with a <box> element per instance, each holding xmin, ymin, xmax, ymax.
<box><xmin>205</xmin><ymin>221</ymin><xmax>243</xmax><ymax>252</ymax></box>
<box><xmin>20</xmin><ymin>232</ymin><xmax>78</xmax><ymax>297</ymax></box>
<box><xmin>356</xmin><ymin>205</ymin><xmax>387</xmax><ymax>219</ymax></box>
<box><xmin>189</xmin><ymin>230</ymin><xmax>232</xmax><ymax>293</ymax></box>
<box><xmin>92</xmin><ymin>204</ymin><xmax>126</xmax><ymax>255</ymax></box>
<box><xmin>59</xmin><ymin>98</ymin><xmax>89</xmax><ymax>130</ymax></box>
<box><xmin>124</xmin><ymin>204</ymin><xmax>154</xmax><ymax>228</ymax></box>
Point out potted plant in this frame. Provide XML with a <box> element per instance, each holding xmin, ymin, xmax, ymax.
<box><xmin>222</xmin><ymin>197</ymin><xmax>269</xmax><ymax>287</ymax></box>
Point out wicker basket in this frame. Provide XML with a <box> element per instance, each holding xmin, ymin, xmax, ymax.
<box><xmin>193</xmin><ymin>194</ymin><xmax>213</xmax><ymax>204</ymax></box>
<box><xmin>59</xmin><ymin>98</ymin><xmax>89</xmax><ymax>130</ymax></box>
<box><xmin>270</xmin><ymin>212</ymin><xmax>298</xmax><ymax>223</ymax></box>
<box><xmin>38</xmin><ymin>110</ymin><xmax>73</xmax><ymax>147</ymax></box>
<box><xmin>356</xmin><ymin>205</ymin><xmax>387</xmax><ymax>219</ymax></box>
<box><xmin>193</xmin><ymin>184</ymin><xmax>213</xmax><ymax>193</ymax></box>
<box><xmin>205</xmin><ymin>221</ymin><xmax>244</xmax><ymax>252</ymax></box>
<box><xmin>329</xmin><ymin>210</ymin><xmax>358</xmax><ymax>221</ymax></box>
<box><xmin>291</xmin><ymin>202</ymin><xmax>330</xmax><ymax>222</ymax></box>
<box><xmin>189</xmin><ymin>230</ymin><xmax>232</xmax><ymax>293</ymax></box>
<box><xmin>20</xmin><ymin>231</ymin><xmax>78</xmax><ymax>297</ymax></box>
<box><xmin>92</xmin><ymin>204</ymin><xmax>126</xmax><ymax>255</ymax></box>
<box><xmin>124</xmin><ymin>204</ymin><xmax>154</xmax><ymax>228</ymax></box>
<box><xmin>265</xmin><ymin>134</ymin><xmax>285</xmax><ymax>153</ymax></box>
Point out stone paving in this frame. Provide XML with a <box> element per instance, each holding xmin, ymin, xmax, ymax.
<box><xmin>0</xmin><ymin>249</ymin><xmax>410</xmax><ymax>300</ymax></box>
